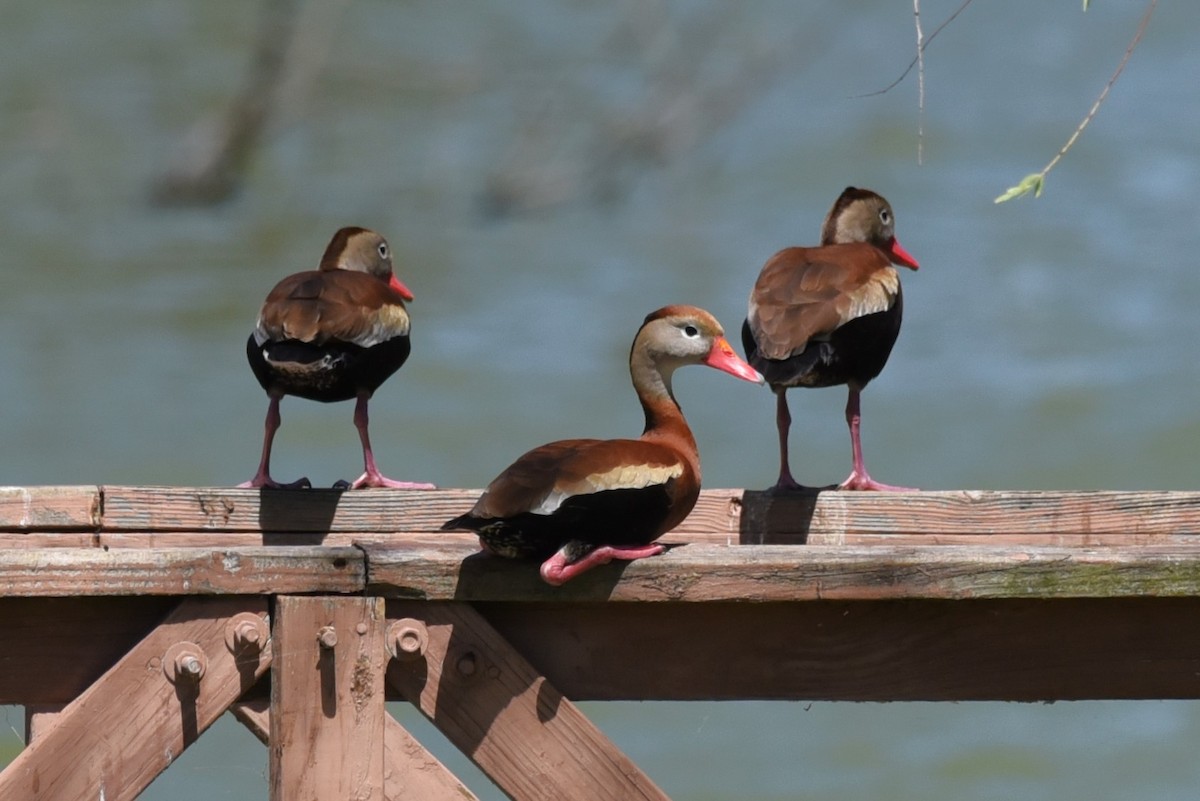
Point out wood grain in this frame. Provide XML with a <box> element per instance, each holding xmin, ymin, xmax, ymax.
<box><xmin>363</xmin><ymin>541</ymin><xmax>1200</xmax><ymax>602</ymax></box>
<box><xmin>233</xmin><ymin>692</ymin><xmax>482</xmax><ymax>801</ymax></box>
<box><xmin>0</xmin><ymin>547</ymin><xmax>364</xmax><ymax>596</ymax></box>
<box><xmin>0</xmin><ymin>597</ymin><xmax>270</xmax><ymax>801</ymax></box>
<box><xmin>96</xmin><ymin>485</ymin><xmax>743</xmax><ymax>536</ymax></box>
<box><xmin>387</xmin><ymin>601</ymin><xmax>669</xmax><ymax>801</ymax></box>
<box><xmin>0</xmin><ymin>486</ymin><xmax>98</xmax><ymax>531</ymax></box>
<box><xmin>271</xmin><ymin>596</ymin><xmax>386</xmax><ymax>801</ymax></box>
<box><xmin>740</xmin><ymin>489</ymin><xmax>1200</xmax><ymax>543</ymax></box>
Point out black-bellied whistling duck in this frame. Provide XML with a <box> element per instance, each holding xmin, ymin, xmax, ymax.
<box><xmin>741</xmin><ymin>187</ymin><xmax>920</xmax><ymax>492</ymax></box>
<box><xmin>241</xmin><ymin>227</ymin><xmax>435</xmax><ymax>490</ymax></box>
<box><xmin>442</xmin><ymin>305</ymin><xmax>763</xmax><ymax>585</ymax></box>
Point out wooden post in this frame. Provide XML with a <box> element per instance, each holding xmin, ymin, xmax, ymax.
<box><xmin>270</xmin><ymin>595</ymin><xmax>387</xmax><ymax>801</ymax></box>
<box><xmin>388</xmin><ymin>601</ymin><xmax>671</xmax><ymax>801</ymax></box>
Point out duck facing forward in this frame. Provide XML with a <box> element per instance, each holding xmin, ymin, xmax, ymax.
<box><xmin>241</xmin><ymin>226</ymin><xmax>435</xmax><ymax>490</ymax></box>
<box><xmin>742</xmin><ymin>187</ymin><xmax>919</xmax><ymax>492</ymax></box>
<box><xmin>443</xmin><ymin>305</ymin><xmax>763</xmax><ymax>585</ymax></box>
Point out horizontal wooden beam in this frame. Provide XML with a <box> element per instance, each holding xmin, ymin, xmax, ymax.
<box><xmin>740</xmin><ymin>488</ymin><xmax>1200</xmax><ymax>543</ymax></box>
<box><xmin>95</xmin><ymin>485</ymin><xmax>742</xmax><ymax>537</ymax></box>
<box><xmin>0</xmin><ymin>546</ymin><xmax>364</xmax><ymax>596</ymax></box>
<box><xmin>0</xmin><ymin>486</ymin><xmax>99</xmax><ymax>531</ymax></box>
<box><xmin>469</xmin><ymin>597</ymin><xmax>1200</xmax><ymax>702</ymax></box>
<box><xmin>0</xmin><ymin>598</ymin><xmax>176</xmax><ymax>704</ymax></box>
<box><xmin>363</xmin><ymin>541</ymin><xmax>1200</xmax><ymax>602</ymax></box>
<box><xmin>12</xmin><ymin>487</ymin><xmax>1200</xmax><ymax>548</ymax></box>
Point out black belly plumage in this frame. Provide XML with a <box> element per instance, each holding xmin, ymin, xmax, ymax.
<box><xmin>444</xmin><ymin>483</ymin><xmax>674</xmax><ymax>561</ymax></box>
<box><xmin>246</xmin><ymin>334</ymin><xmax>411</xmax><ymax>403</ymax></box>
<box><xmin>742</xmin><ymin>294</ymin><xmax>902</xmax><ymax>391</ymax></box>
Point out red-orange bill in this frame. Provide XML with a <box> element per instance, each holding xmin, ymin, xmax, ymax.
<box><xmin>705</xmin><ymin>337</ymin><xmax>764</xmax><ymax>384</ymax></box>
<box><xmin>389</xmin><ymin>274</ymin><xmax>415</xmax><ymax>301</ymax></box>
<box><xmin>889</xmin><ymin>237</ymin><xmax>919</xmax><ymax>270</ymax></box>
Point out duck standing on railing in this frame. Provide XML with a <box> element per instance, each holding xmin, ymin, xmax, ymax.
<box><xmin>443</xmin><ymin>305</ymin><xmax>763</xmax><ymax>585</ymax></box>
<box><xmin>742</xmin><ymin>187</ymin><xmax>920</xmax><ymax>492</ymax></box>
<box><xmin>241</xmin><ymin>227</ymin><xmax>435</xmax><ymax>490</ymax></box>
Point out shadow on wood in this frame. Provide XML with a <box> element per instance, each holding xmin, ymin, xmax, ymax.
<box><xmin>739</xmin><ymin>488</ymin><xmax>824</xmax><ymax>544</ymax></box>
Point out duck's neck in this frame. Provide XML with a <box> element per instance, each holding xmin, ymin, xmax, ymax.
<box><xmin>631</xmin><ymin>351</ymin><xmax>700</xmax><ymax>475</ymax></box>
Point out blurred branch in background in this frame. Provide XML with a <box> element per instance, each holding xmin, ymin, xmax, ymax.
<box><xmin>995</xmin><ymin>0</ymin><xmax>1157</xmax><ymax>203</ymax></box>
<box><xmin>151</xmin><ymin>0</ymin><xmax>350</xmax><ymax>206</ymax></box>
<box><xmin>478</xmin><ymin>2</ymin><xmax>802</xmax><ymax>219</ymax></box>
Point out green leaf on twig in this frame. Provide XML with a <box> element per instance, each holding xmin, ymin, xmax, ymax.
<box><xmin>994</xmin><ymin>173</ymin><xmax>1045</xmax><ymax>204</ymax></box>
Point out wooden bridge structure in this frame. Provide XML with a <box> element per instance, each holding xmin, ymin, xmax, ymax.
<box><xmin>4</xmin><ymin>484</ymin><xmax>1200</xmax><ymax>799</ymax></box>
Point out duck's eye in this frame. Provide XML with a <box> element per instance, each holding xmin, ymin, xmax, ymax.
<box><xmin>683</xmin><ymin>324</ymin><xmax>700</xmax><ymax>338</ymax></box>
<box><xmin>378</xmin><ymin>242</ymin><xmax>389</xmax><ymax>259</ymax></box>
<box><xmin>879</xmin><ymin>209</ymin><xmax>892</xmax><ymax>225</ymax></box>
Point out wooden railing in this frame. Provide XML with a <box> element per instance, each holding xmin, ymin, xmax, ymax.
<box><xmin>4</xmin><ymin>486</ymin><xmax>1200</xmax><ymax>799</ymax></box>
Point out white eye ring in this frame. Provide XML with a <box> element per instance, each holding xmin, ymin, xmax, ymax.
<box><xmin>879</xmin><ymin>209</ymin><xmax>891</xmax><ymax>225</ymax></box>
<box><xmin>378</xmin><ymin>243</ymin><xmax>389</xmax><ymax>258</ymax></box>
<box><xmin>683</xmin><ymin>324</ymin><xmax>700</xmax><ymax>338</ymax></box>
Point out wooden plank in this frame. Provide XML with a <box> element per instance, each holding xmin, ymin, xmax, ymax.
<box><xmin>0</xmin><ymin>597</ymin><xmax>176</xmax><ymax>704</ymax></box>
<box><xmin>271</xmin><ymin>596</ymin><xmax>387</xmax><ymax>801</ymax></box>
<box><xmin>740</xmin><ymin>489</ymin><xmax>1200</xmax><ymax>543</ymax></box>
<box><xmin>0</xmin><ymin>486</ymin><xmax>99</xmax><ymax>531</ymax></box>
<box><xmin>0</xmin><ymin>597</ymin><xmax>271</xmax><ymax>801</ymax></box>
<box><xmin>469</xmin><ymin>597</ymin><xmax>1200</xmax><ymax>702</ymax></box>
<box><xmin>97</xmin><ymin>485</ymin><xmax>742</xmax><ymax>535</ymax></box>
<box><xmin>387</xmin><ymin>601</ymin><xmax>670</xmax><ymax>801</ymax></box>
<box><xmin>363</xmin><ymin>541</ymin><xmax>1200</xmax><ymax>602</ymax></box>
<box><xmin>0</xmin><ymin>546</ymin><xmax>364</xmax><ymax>596</ymax></box>
<box><xmin>233</xmin><ymin>690</ymin><xmax>481</xmax><ymax>801</ymax></box>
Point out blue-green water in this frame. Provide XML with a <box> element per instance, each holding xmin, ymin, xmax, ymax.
<box><xmin>3</xmin><ymin>1</ymin><xmax>1200</xmax><ymax>798</ymax></box>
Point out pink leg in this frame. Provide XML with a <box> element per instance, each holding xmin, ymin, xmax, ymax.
<box><xmin>238</xmin><ymin>396</ymin><xmax>311</xmax><ymax>489</ymax></box>
<box><xmin>346</xmin><ymin>395</ymin><xmax>436</xmax><ymax>490</ymax></box>
<box><xmin>540</xmin><ymin>543</ymin><xmax>666</xmax><ymax>585</ymax></box>
<box><xmin>838</xmin><ymin>388</ymin><xmax>917</xmax><ymax>492</ymax></box>
<box><xmin>771</xmin><ymin>388</ymin><xmax>804</xmax><ymax>491</ymax></box>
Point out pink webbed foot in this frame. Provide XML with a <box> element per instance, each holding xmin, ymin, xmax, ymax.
<box><xmin>339</xmin><ymin>470</ymin><xmax>437</xmax><ymax>490</ymax></box>
<box><xmin>238</xmin><ymin>474</ymin><xmax>312</xmax><ymax>490</ymax></box>
<box><xmin>837</xmin><ymin>469</ymin><xmax>918</xmax><ymax>492</ymax></box>
<box><xmin>540</xmin><ymin>543</ymin><xmax>666</xmax><ymax>585</ymax></box>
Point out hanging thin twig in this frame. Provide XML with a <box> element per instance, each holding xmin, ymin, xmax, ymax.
<box><xmin>913</xmin><ymin>0</ymin><xmax>926</xmax><ymax>164</ymax></box>
<box><xmin>995</xmin><ymin>0</ymin><xmax>1157</xmax><ymax>203</ymax></box>
<box><xmin>854</xmin><ymin>0</ymin><xmax>975</xmax><ymax>99</ymax></box>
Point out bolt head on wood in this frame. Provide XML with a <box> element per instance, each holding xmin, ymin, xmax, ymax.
<box><xmin>317</xmin><ymin>625</ymin><xmax>338</xmax><ymax>649</ymax></box>
<box><xmin>162</xmin><ymin>641</ymin><xmax>208</xmax><ymax>684</ymax></box>
<box><xmin>224</xmin><ymin>612</ymin><xmax>269</xmax><ymax>654</ymax></box>
<box><xmin>387</xmin><ymin>618</ymin><xmax>428</xmax><ymax>661</ymax></box>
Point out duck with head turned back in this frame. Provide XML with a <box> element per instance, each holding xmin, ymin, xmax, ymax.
<box><xmin>443</xmin><ymin>305</ymin><xmax>763</xmax><ymax>585</ymax></box>
<box><xmin>241</xmin><ymin>226</ymin><xmax>436</xmax><ymax>490</ymax></box>
<box><xmin>741</xmin><ymin>187</ymin><xmax>920</xmax><ymax>492</ymax></box>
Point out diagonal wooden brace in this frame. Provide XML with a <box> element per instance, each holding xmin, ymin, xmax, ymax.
<box><xmin>386</xmin><ymin>601</ymin><xmax>671</xmax><ymax>801</ymax></box>
<box><xmin>0</xmin><ymin>596</ymin><xmax>271</xmax><ymax>801</ymax></box>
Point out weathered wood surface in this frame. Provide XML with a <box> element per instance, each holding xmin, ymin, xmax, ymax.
<box><xmin>0</xmin><ymin>597</ymin><xmax>271</xmax><ymax>801</ymax></box>
<box><xmin>0</xmin><ymin>546</ymin><xmax>363</xmax><ymax>596</ymax></box>
<box><xmin>271</xmin><ymin>596</ymin><xmax>387</xmax><ymax>801</ymax></box>
<box><xmin>0</xmin><ymin>486</ymin><xmax>99</xmax><ymax>531</ymax></box>
<box><xmin>364</xmin><ymin>541</ymin><xmax>1200</xmax><ymax>602</ymax></box>
<box><xmin>233</xmin><ymin>694</ymin><xmax>482</xmax><ymax>801</ymax></box>
<box><xmin>11</xmin><ymin>487</ymin><xmax>1200</xmax><ymax>549</ymax></box>
<box><xmin>388</xmin><ymin>601</ymin><xmax>669</xmax><ymax>801</ymax></box>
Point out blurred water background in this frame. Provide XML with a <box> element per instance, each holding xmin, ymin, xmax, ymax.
<box><xmin>2</xmin><ymin>1</ymin><xmax>1200</xmax><ymax>798</ymax></box>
